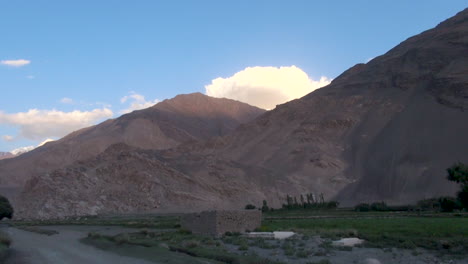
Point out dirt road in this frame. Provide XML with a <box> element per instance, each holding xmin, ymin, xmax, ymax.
<box><xmin>2</xmin><ymin>226</ymin><xmax>157</xmax><ymax>264</ymax></box>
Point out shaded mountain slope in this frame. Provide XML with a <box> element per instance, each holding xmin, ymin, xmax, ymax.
<box><xmin>0</xmin><ymin>93</ymin><xmax>265</xmax><ymax>187</ymax></box>
<box><xmin>17</xmin><ymin>9</ymin><xmax>468</xmax><ymax>218</ymax></box>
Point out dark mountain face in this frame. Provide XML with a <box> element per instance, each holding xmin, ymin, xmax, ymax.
<box><xmin>15</xmin><ymin>9</ymin><xmax>468</xmax><ymax>219</ymax></box>
<box><xmin>0</xmin><ymin>93</ymin><xmax>265</xmax><ymax>187</ymax></box>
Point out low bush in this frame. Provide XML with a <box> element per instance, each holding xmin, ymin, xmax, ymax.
<box><xmin>370</xmin><ymin>202</ymin><xmax>389</xmax><ymax>211</ymax></box>
<box><xmin>354</xmin><ymin>203</ymin><xmax>370</xmax><ymax>212</ymax></box>
<box><xmin>439</xmin><ymin>197</ymin><xmax>461</xmax><ymax>212</ymax></box>
<box><xmin>0</xmin><ymin>232</ymin><xmax>11</xmax><ymax>247</ymax></box>
<box><xmin>245</xmin><ymin>204</ymin><xmax>256</xmax><ymax>210</ymax></box>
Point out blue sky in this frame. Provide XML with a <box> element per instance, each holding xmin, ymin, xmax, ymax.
<box><xmin>1</xmin><ymin>1</ymin><xmax>467</xmax><ymax>151</ymax></box>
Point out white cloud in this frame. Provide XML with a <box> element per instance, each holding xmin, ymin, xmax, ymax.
<box><xmin>0</xmin><ymin>108</ymin><xmax>113</xmax><ymax>141</ymax></box>
<box><xmin>120</xmin><ymin>92</ymin><xmax>159</xmax><ymax>114</ymax></box>
<box><xmin>26</xmin><ymin>75</ymin><xmax>35</xmax><ymax>79</ymax></box>
<box><xmin>1</xmin><ymin>59</ymin><xmax>31</xmax><ymax>67</ymax></box>
<box><xmin>60</xmin><ymin>97</ymin><xmax>74</xmax><ymax>104</ymax></box>
<box><xmin>205</xmin><ymin>66</ymin><xmax>331</xmax><ymax>110</ymax></box>
<box><xmin>2</xmin><ymin>135</ymin><xmax>14</xmax><ymax>142</ymax></box>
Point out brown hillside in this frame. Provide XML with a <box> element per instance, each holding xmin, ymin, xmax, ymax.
<box><xmin>0</xmin><ymin>93</ymin><xmax>264</xmax><ymax>187</ymax></box>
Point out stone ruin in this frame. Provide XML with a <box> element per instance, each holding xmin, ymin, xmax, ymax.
<box><xmin>180</xmin><ymin>210</ymin><xmax>262</xmax><ymax>236</ymax></box>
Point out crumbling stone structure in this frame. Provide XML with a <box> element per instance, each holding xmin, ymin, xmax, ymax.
<box><xmin>181</xmin><ymin>210</ymin><xmax>262</xmax><ymax>236</ymax></box>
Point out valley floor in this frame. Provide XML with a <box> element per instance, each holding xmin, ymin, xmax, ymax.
<box><xmin>1</xmin><ymin>211</ymin><xmax>467</xmax><ymax>264</ymax></box>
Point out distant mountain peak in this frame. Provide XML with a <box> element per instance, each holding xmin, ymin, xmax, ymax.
<box><xmin>0</xmin><ymin>94</ymin><xmax>265</xmax><ymax>186</ymax></box>
<box><xmin>0</xmin><ymin>152</ymin><xmax>15</xmax><ymax>161</ymax></box>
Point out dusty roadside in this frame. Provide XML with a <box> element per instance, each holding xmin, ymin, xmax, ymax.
<box><xmin>1</xmin><ymin>226</ymin><xmax>157</xmax><ymax>264</ymax></box>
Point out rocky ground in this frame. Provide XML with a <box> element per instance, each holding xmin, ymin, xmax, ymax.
<box><xmin>222</xmin><ymin>234</ymin><xmax>468</xmax><ymax>264</ymax></box>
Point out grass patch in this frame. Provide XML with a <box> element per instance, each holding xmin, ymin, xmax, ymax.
<box><xmin>264</xmin><ymin>209</ymin><xmax>467</xmax><ymax>218</ymax></box>
<box><xmin>0</xmin><ymin>232</ymin><xmax>11</xmax><ymax>247</ymax></box>
<box><xmin>16</xmin><ymin>226</ymin><xmax>59</xmax><ymax>236</ymax></box>
<box><xmin>82</xmin><ymin>235</ymin><xmax>220</xmax><ymax>264</ymax></box>
<box><xmin>12</xmin><ymin>214</ymin><xmax>180</xmax><ymax>229</ymax></box>
<box><xmin>0</xmin><ymin>231</ymin><xmax>11</xmax><ymax>261</ymax></box>
<box><xmin>83</xmin><ymin>229</ymin><xmax>285</xmax><ymax>264</ymax></box>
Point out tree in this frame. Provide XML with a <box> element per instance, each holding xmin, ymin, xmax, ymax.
<box><xmin>261</xmin><ymin>200</ymin><xmax>269</xmax><ymax>212</ymax></box>
<box><xmin>438</xmin><ymin>197</ymin><xmax>458</xmax><ymax>212</ymax></box>
<box><xmin>447</xmin><ymin>162</ymin><xmax>468</xmax><ymax>209</ymax></box>
<box><xmin>0</xmin><ymin>195</ymin><xmax>13</xmax><ymax>220</ymax></box>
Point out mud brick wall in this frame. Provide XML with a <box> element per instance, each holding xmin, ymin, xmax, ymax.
<box><xmin>181</xmin><ymin>210</ymin><xmax>262</xmax><ymax>236</ymax></box>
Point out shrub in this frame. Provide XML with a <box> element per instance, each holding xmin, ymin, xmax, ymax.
<box><xmin>354</xmin><ymin>203</ymin><xmax>370</xmax><ymax>212</ymax></box>
<box><xmin>326</xmin><ymin>201</ymin><xmax>339</xmax><ymax>209</ymax></box>
<box><xmin>0</xmin><ymin>195</ymin><xmax>13</xmax><ymax>220</ymax></box>
<box><xmin>439</xmin><ymin>197</ymin><xmax>459</xmax><ymax>212</ymax></box>
<box><xmin>370</xmin><ymin>201</ymin><xmax>389</xmax><ymax>211</ymax></box>
<box><xmin>417</xmin><ymin>198</ymin><xmax>440</xmax><ymax>211</ymax></box>
<box><xmin>238</xmin><ymin>242</ymin><xmax>249</xmax><ymax>251</ymax></box>
<box><xmin>245</xmin><ymin>204</ymin><xmax>256</xmax><ymax>210</ymax></box>
<box><xmin>0</xmin><ymin>232</ymin><xmax>11</xmax><ymax>247</ymax></box>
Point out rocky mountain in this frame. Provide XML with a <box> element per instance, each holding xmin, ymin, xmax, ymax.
<box><xmin>0</xmin><ymin>152</ymin><xmax>14</xmax><ymax>161</ymax></box>
<box><xmin>0</xmin><ymin>93</ymin><xmax>264</xmax><ymax>187</ymax></box>
<box><xmin>16</xmin><ymin>8</ymin><xmax>468</xmax><ymax>218</ymax></box>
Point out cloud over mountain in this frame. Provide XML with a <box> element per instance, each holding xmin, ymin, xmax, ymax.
<box><xmin>0</xmin><ymin>108</ymin><xmax>113</xmax><ymax>140</ymax></box>
<box><xmin>120</xmin><ymin>92</ymin><xmax>159</xmax><ymax>114</ymax></box>
<box><xmin>205</xmin><ymin>66</ymin><xmax>331</xmax><ymax>109</ymax></box>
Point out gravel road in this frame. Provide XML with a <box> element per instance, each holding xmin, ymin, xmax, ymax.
<box><xmin>2</xmin><ymin>226</ymin><xmax>157</xmax><ymax>264</ymax></box>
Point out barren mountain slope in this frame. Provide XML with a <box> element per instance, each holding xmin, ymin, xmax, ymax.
<box><xmin>17</xmin><ymin>143</ymin><xmax>279</xmax><ymax>218</ymax></box>
<box><xmin>18</xmin><ymin>9</ymin><xmax>468</xmax><ymax>218</ymax></box>
<box><xmin>170</xmin><ymin>8</ymin><xmax>468</xmax><ymax>205</ymax></box>
<box><xmin>0</xmin><ymin>93</ymin><xmax>264</xmax><ymax>186</ymax></box>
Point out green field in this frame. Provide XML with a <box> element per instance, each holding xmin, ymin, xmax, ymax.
<box><xmin>262</xmin><ymin>210</ymin><xmax>468</xmax><ymax>252</ymax></box>
<box><xmin>82</xmin><ymin>230</ymin><xmax>283</xmax><ymax>264</ymax></box>
<box><xmin>8</xmin><ymin>209</ymin><xmax>468</xmax><ymax>263</ymax></box>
